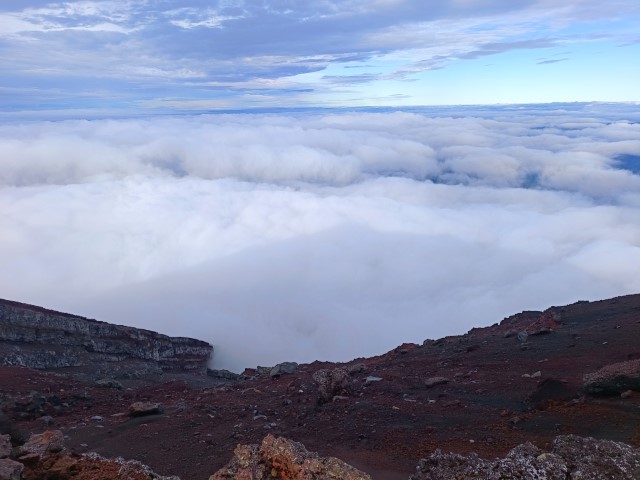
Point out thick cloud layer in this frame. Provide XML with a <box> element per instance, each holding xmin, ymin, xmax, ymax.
<box><xmin>1</xmin><ymin>104</ymin><xmax>639</xmax><ymax>370</ymax></box>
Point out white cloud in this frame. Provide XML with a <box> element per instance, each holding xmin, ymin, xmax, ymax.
<box><xmin>0</xmin><ymin>105</ymin><xmax>639</xmax><ymax>370</ymax></box>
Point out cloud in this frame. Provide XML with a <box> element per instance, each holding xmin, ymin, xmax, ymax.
<box><xmin>1</xmin><ymin>1</ymin><xmax>639</xmax><ymax>110</ymax></box>
<box><xmin>537</xmin><ymin>58</ymin><xmax>569</xmax><ymax>64</ymax></box>
<box><xmin>1</xmin><ymin>104</ymin><xmax>640</xmax><ymax>370</ymax></box>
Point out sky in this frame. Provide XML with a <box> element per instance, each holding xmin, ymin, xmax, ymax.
<box><xmin>1</xmin><ymin>104</ymin><xmax>640</xmax><ymax>370</ymax></box>
<box><xmin>0</xmin><ymin>0</ymin><xmax>639</xmax><ymax>114</ymax></box>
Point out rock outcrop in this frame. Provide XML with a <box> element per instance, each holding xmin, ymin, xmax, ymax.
<box><xmin>209</xmin><ymin>434</ymin><xmax>371</xmax><ymax>480</ymax></box>
<box><xmin>410</xmin><ymin>435</ymin><xmax>640</xmax><ymax>480</ymax></box>
<box><xmin>0</xmin><ymin>299</ymin><xmax>212</xmax><ymax>377</ymax></box>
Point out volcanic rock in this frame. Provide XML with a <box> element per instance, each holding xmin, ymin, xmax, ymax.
<box><xmin>129</xmin><ymin>402</ymin><xmax>163</xmax><ymax>417</ymax></box>
<box><xmin>18</xmin><ymin>430</ymin><xmax>64</xmax><ymax>458</ymax></box>
<box><xmin>207</xmin><ymin>369</ymin><xmax>241</xmax><ymax>381</ymax></box>
<box><xmin>410</xmin><ymin>435</ymin><xmax>640</xmax><ymax>479</ymax></box>
<box><xmin>0</xmin><ymin>459</ymin><xmax>23</xmax><ymax>480</ymax></box>
<box><xmin>347</xmin><ymin>363</ymin><xmax>366</xmax><ymax>375</ymax></box>
<box><xmin>0</xmin><ymin>298</ymin><xmax>212</xmax><ymax>376</ymax></box>
<box><xmin>0</xmin><ymin>435</ymin><xmax>10</xmax><ymax>459</ymax></box>
<box><xmin>95</xmin><ymin>379</ymin><xmax>123</xmax><ymax>389</ymax></box>
<box><xmin>528</xmin><ymin>378</ymin><xmax>575</xmax><ymax>409</ymax></box>
<box><xmin>424</xmin><ymin>376</ymin><xmax>448</xmax><ymax>388</ymax></box>
<box><xmin>312</xmin><ymin>368</ymin><xmax>350</xmax><ymax>404</ymax></box>
<box><xmin>270</xmin><ymin>362</ymin><xmax>298</xmax><ymax>378</ymax></box>
<box><xmin>364</xmin><ymin>376</ymin><xmax>382</xmax><ymax>386</ymax></box>
<box><xmin>583</xmin><ymin>359</ymin><xmax>640</xmax><ymax>395</ymax></box>
<box><xmin>209</xmin><ymin>434</ymin><xmax>371</xmax><ymax>480</ymax></box>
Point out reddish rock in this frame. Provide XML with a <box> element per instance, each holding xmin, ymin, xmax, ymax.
<box><xmin>209</xmin><ymin>434</ymin><xmax>371</xmax><ymax>480</ymax></box>
<box><xmin>18</xmin><ymin>430</ymin><xmax>64</xmax><ymax>458</ymax></box>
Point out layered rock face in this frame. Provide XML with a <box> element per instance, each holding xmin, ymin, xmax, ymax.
<box><xmin>0</xmin><ymin>299</ymin><xmax>212</xmax><ymax>376</ymax></box>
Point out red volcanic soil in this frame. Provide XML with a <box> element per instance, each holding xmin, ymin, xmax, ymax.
<box><xmin>2</xmin><ymin>294</ymin><xmax>640</xmax><ymax>479</ymax></box>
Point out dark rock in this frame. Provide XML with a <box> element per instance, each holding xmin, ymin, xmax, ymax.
<box><xmin>270</xmin><ymin>362</ymin><xmax>298</xmax><ymax>378</ymax></box>
<box><xmin>37</xmin><ymin>415</ymin><xmax>54</xmax><ymax>426</ymax></box>
<box><xmin>207</xmin><ymin>369</ymin><xmax>241</xmax><ymax>381</ymax></box>
<box><xmin>529</xmin><ymin>378</ymin><xmax>575</xmax><ymax>409</ymax></box>
<box><xmin>128</xmin><ymin>402</ymin><xmax>163</xmax><ymax>417</ymax></box>
<box><xmin>348</xmin><ymin>363</ymin><xmax>367</xmax><ymax>375</ymax></box>
<box><xmin>95</xmin><ymin>379</ymin><xmax>123</xmax><ymax>389</ymax></box>
<box><xmin>583</xmin><ymin>359</ymin><xmax>640</xmax><ymax>395</ymax></box>
<box><xmin>209</xmin><ymin>434</ymin><xmax>371</xmax><ymax>479</ymax></box>
<box><xmin>0</xmin><ymin>458</ymin><xmax>23</xmax><ymax>480</ymax></box>
<box><xmin>0</xmin><ymin>435</ymin><xmax>10</xmax><ymax>459</ymax></box>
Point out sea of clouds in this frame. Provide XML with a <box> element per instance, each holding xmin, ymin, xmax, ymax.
<box><xmin>1</xmin><ymin>104</ymin><xmax>639</xmax><ymax>371</ymax></box>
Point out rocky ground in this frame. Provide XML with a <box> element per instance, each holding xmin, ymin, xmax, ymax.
<box><xmin>1</xmin><ymin>294</ymin><xmax>640</xmax><ymax>479</ymax></box>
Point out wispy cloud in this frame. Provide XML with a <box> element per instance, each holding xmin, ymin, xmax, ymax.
<box><xmin>537</xmin><ymin>57</ymin><xmax>569</xmax><ymax>64</ymax></box>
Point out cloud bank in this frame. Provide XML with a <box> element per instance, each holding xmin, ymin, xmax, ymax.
<box><xmin>1</xmin><ymin>104</ymin><xmax>640</xmax><ymax>371</ymax></box>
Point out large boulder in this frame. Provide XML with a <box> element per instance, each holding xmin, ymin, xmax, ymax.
<box><xmin>209</xmin><ymin>434</ymin><xmax>371</xmax><ymax>480</ymax></box>
<box><xmin>583</xmin><ymin>359</ymin><xmax>640</xmax><ymax>395</ymax></box>
<box><xmin>410</xmin><ymin>435</ymin><xmax>640</xmax><ymax>479</ymax></box>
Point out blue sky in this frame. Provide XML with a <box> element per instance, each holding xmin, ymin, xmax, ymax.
<box><xmin>1</xmin><ymin>0</ymin><xmax>639</xmax><ymax>114</ymax></box>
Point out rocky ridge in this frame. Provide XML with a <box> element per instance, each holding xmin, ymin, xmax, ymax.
<box><xmin>0</xmin><ymin>299</ymin><xmax>212</xmax><ymax>378</ymax></box>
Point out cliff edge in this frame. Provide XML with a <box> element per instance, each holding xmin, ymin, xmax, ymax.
<box><xmin>0</xmin><ymin>299</ymin><xmax>212</xmax><ymax>378</ymax></box>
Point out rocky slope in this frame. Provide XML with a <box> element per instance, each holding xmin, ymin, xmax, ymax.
<box><xmin>0</xmin><ymin>299</ymin><xmax>212</xmax><ymax>378</ymax></box>
<box><xmin>1</xmin><ymin>293</ymin><xmax>640</xmax><ymax>479</ymax></box>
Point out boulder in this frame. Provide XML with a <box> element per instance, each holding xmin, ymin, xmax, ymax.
<box><xmin>209</xmin><ymin>434</ymin><xmax>371</xmax><ymax>480</ymax></box>
<box><xmin>128</xmin><ymin>402</ymin><xmax>163</xmax><ymax>417</ymax></box>
<box><xmin>410</xmin><ymin>435</ymin><xmax>640</xmax><ymax>480</ymax></box>
<box><xmin>528</xmin><ymin>378</ymin><xmax>575</xmax><ymax>409</ymax></box>
<box><xmin>312</xmin><ymin>368</ymin><xmax>349</xmax><ymax>404</ymax></box>
<box><xmin>18</xmin><ymin>430</ymin><xmax>64</xmax><ymax>458</ymax></box>
<box><xmin>583</xmin><ymin>359</ymin><xmax>640</xmax><ymax>395</ymax></box>
<box><xmin>270</xmin><ymin>362</ymin><xmax>298</xmax><ymax>378</ymax></box>
<box><xmin>0</xmin><ymin>459</ymin><xmax>23</xmax><ymax>480</ymax></box>
<box><xmin>424</xmin><ymin>377</ymin><xmax>449</xmax><ymax>388</ymax></box>
<box><xmin>364</xmin><ymin>376</ymin><xmax>382</xmax><ymax>386</ymax></box>
<box><xmin>0</xmin><ymin>435</ymin><xmax>10</xmax><ymax>459</ymax></box>
<box><xmin>347</xmin><ymin>363</ymin><xmax>367</xmax><ymax>375</ymax></box>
